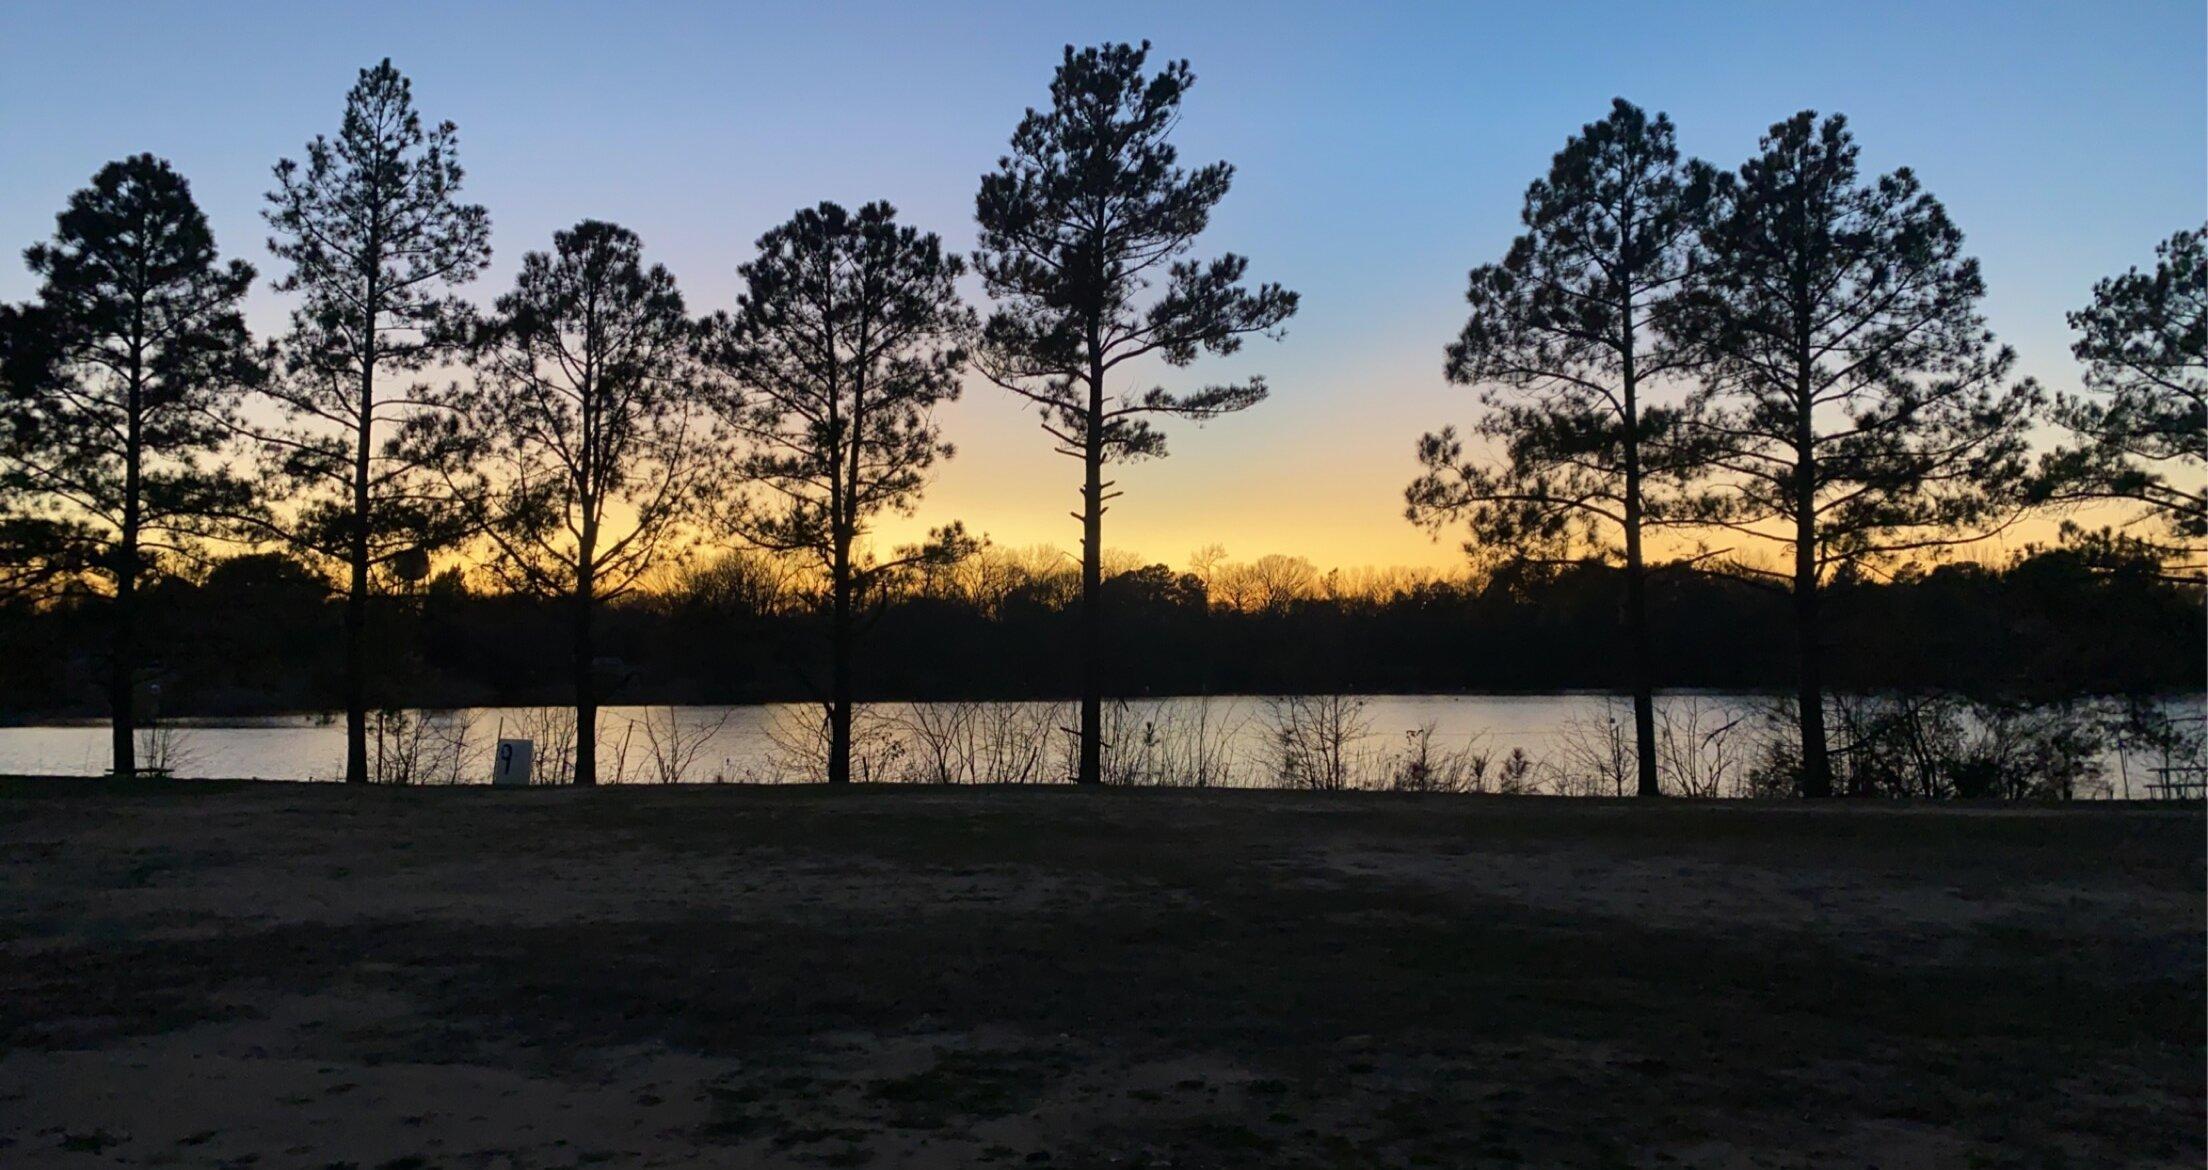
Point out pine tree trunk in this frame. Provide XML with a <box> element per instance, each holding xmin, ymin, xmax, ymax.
<box><xmin>573</xmin><ymin>501</ymin><xmax>599</xmax><ymax>786</ymax></box>
<box><xmin>1623</xmin><ymin>518</ymin><xmax>1660</xmax><ymax>798</ymax></box>
<box><xmin>573</xmin><ymin>571</ymin><xmax>596</xmax><ymax>787</ymax></box>
<box><xmin>109</xmin><ymin>561</ymin><xmax>136</xmax><ymax>777</ymax></box>
<box><xmin>828</xmin><ymin>541</ymin><xmax>854</xmax><ymax>785</ymax></box>
<box><xmin>1793</xmin><ymin>388</ymin><xmax>1833</xmax><ymax>799</ymax></box>
<box><xmin>344</xmin><ymin>273</ymin><xmax>378</xmax><ymax>786</ymax></box>
<box><xmin>1620</xmin><ymin>307</ymin><xmax>1660</xmax><ymax>799</ymax></box>
<box><xmin>110</xmin><ymin>435</ymin><xmax>140</xmax><ymax>779</ymax></box>
<box><xmin>110</xmin><ymin>343</ymin><xmax>143</xmax><ymax>778</ymax></box>
<box><xmin>343</xmin><ymin>554</ymin><xmax>368</xmax><ymax>784</ymax></box>
<box><xmin>827</xmin><ymin>336</ymin><xmax>859</xmax><ymax>786</ymax></box>
<box><xmin>1794</xmin><ymin>560</ymin><xmax>1832</xmax><ymax>798</ymax></box>
<box><xmin>1076</xmin><ymin>348</ymin><xmax>1105</xmax><ymax>786</ymax></box>
<box><xmin>344</xmin><ymin>359</ymin><xmax>373</xmax><ymax>786</ymax></box>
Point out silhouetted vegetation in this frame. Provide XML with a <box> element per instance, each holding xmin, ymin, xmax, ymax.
<box><xmin>2</xmin><ymin>13</ymin><xmax>2201</xmax><ymax>1166</ymax></box>
<box><xmin>0</xmin><ymin>539</ymin><xmax>2193</xmax><ymax>721</ymax></box>
<box><xmin>251</xmin><ymin>59</ymin><xmax>492</xmax><ymax>784</ymax></box>
<box><xmin>972</xmin><ymin>42</ymin><xmax>1299</xmax><ymax>784</ymax></box>
<box><xmin>713</xmin><ymin>201</ymin><xmax>975</xmax><ymax>784</ymax></box>
<box><xmin>1669</xmin><ymin>115</ymin><xmax>2031</xmax><ymax>790</ymax></box>
<box><xmin>2035</xmin><ymin>223</ymin><xmax>2206</xmax><ymax>566</ymax></box>
<box><xmin>1662</xmin><ymin>112</ymin><xmax>2042</xmax><ymax>796</ymax></box>
<box><xmin>450</xmin><ymin>218</ymin><xmax>721</xmax><ymax>785</ymax></box>
<box><xmin>0</xmin><ymin>156</ymin><xmax>260</xmax><ymax>775</ymax></box>
<box><xmin>0</xmin><ymin>53</ymin><xmax>2198</xmax><ymax>795</ymax></box>
<box><xmin>1411</xmin><ymin>99</ymin><xmax>1714</xmax><ymax>798</ymax></box>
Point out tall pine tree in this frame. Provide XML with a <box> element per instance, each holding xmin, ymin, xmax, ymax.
<box><xmin>258</xmin><ymin>59</ymin><xmax>490</xmax><ymax>784</ymax></box>
<box><xmin>714</xmin><ymin>201</ymin><xmax>975</xmax><ymax>785</ymax></box>
<box><xmin>974</xmin><ymin>42</ymin><xmax>1297</xmax><ymax>784</ymax></box>
<box><xmin>3</xmin><ymin>155</ymin><xmax>258</xmax><ymax>775</ymax></box>
<box><xmin>1408</xmin><ymin>100</ymin><xmax>1713</xmax><ymax>798</ymax></box>
<box><xmin>1664</xmin><ymin>112</ymin><xmax>2041</xmax><ymax>797</ymax></box>
<box><xmin>454</xmin><ymin>220</ymin><xmax>720</xmax><ymax>785</ymax></box>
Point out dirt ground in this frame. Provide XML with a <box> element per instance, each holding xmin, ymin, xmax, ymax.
<box><xmin>0</xmin><ymin>780</ymin><xmax>2199</xmax><ymax>1169</ymax></box>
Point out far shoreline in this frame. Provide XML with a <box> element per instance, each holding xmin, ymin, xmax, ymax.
<box><xmin>3</xmin><ymin>685</ymin><xmax>2203</xmax><ymax>728</ymax></box>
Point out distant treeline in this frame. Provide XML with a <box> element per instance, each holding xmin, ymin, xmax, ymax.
<box><xmin>1</xmin><ymin>539</ymin><xmax>2194</xmax><ymax>719</ymax></box>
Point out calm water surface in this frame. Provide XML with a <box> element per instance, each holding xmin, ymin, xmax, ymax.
<box><xmin>0</xmin><ymin>692</ymin><xmax>2195</xmax><ymax>795</ymax></box>
<box><xmin>0</xmin><ymin>695</ymin><xmax>1683</xmax><ymax>783</ymax></box>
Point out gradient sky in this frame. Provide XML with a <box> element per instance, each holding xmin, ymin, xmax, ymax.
<box><xmin>2</xmin><ymin>2</ymin><xmax>2201</xmax><ymax>571</ymax></box>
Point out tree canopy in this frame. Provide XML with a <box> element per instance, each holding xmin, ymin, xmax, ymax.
<box><xmin>2036</xmin><ymin>223</ymin><xmax>2206</xmax><ymax>568</ymax></box>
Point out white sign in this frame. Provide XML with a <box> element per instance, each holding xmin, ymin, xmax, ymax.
<box><xmin>492</xmin><ymin>739</ymin><xmax>534</xmax><ymax>787</ymax></box>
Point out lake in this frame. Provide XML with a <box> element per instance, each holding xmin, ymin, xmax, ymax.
<box><xmin>1</xmin><ymin>692</ymin><xmax>2198</xmax><ymax>797</ymax></box>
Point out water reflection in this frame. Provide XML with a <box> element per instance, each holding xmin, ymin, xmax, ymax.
<box><xmin>0</xmin><ymin>693</ymin><xmax>2198</xmax><ymax>798</ymax></box>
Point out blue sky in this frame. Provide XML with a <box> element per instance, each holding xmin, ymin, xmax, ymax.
<box><xmin>2</xmin><ymin>2</ymin><xmax>2200</xmax><ymax>568</ymax></box>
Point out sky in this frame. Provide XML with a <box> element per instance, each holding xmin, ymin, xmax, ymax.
<box><xmin>1</xmin><ymin>1</ymin><xmax>2201</xmax><ymax>572</ymax></box>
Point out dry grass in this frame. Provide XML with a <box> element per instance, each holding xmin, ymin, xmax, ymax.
<box><xmin>0</xmin><ymin>779</ymin><xmax>2199</xmax><ymax>1168</ymax></box>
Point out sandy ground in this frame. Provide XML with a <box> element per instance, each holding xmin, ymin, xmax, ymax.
<box><xmin>0</xmin><ymin>780</ymin><xmax>2199</xmax><ymax>1168</ymax></box>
